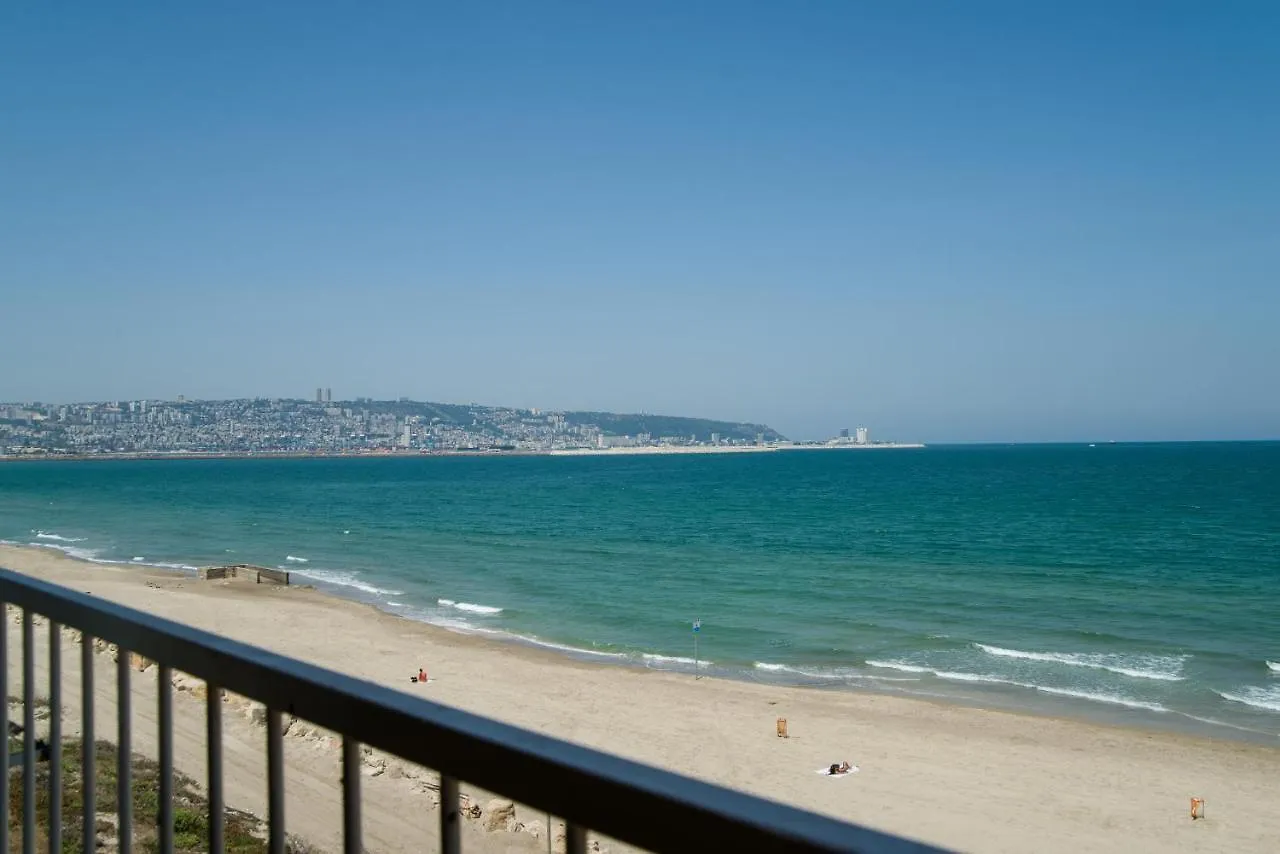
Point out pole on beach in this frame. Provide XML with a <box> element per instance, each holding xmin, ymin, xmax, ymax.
<box><xmin>692</xmin><ymin>620</ymin><xmax>701</xmax><ymax>680</ymax></box>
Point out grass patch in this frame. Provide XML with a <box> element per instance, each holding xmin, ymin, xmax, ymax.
<box><xmin>6</xmin><ymin>738</ymin><xmax>318</xmax><ymax>853</ymax></box>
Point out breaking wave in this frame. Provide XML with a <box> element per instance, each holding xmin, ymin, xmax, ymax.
<box><xmin>34</xmin><ymin>531</ymin><xmax>87</xmax><ymax>543</ymax></box>
<box><xmin>22</xmin><ymin>541</ymin><xmax>198</xmax><ymax>572</ymax></box>
<box><xmin>289</xmin><ymin>569</ymin><xmax>403</xmax><ymax>597</ymax></box>
<box><xmin>865</xmin><ymin>660</ymin><xmax>1168</xmax><ymax>712</ymax></box>
<box><xmin>516</xmin><ymin>637</ymin><xmax>628</xmax><ymax>660</ymax></box>
<box><xmin>974</xmin><ymin>643</ymin><xmax>1187</xmax><ymax>681</ymax></box>
<box><xmin>865</xmin><ymin>660</ymin><xmax>931</xmax><ymax>674</ymax></box>
<box><xmin>752</xmin><ymin>661</ymin><xmax>919</xmax><ymax>683</ymax></box>
<box><xmin>436</xmin><ymin>599</ymin><xmax>503</xmax><ymax>615</ymax></box>
<box><xmin>28</xmin><ymin>541</ymin><xmax>105</xmax><ymax>563</ymax></box>
<box><xmin>1032</xmin><ymin>686</ymin><xmax>1168</xmax><ymax>713</ymax></box>
<box><xmin>1216</xmin><ymin>686</ymin><xmax>1280</xmax><ymax>714</ymax></box>
<box><xmin>755</xmin><ymin>661</ymin><xmax>846</xmax><ymax>680</ymax></box>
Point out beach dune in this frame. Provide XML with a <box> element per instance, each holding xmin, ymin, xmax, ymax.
<box><xmin>1</xmin><ymin>544</ymin><xmax>1277</xmax><ymax>853</ymax></box>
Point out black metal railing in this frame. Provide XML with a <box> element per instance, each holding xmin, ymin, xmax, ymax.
<box><xmin>0</xmin><ymin>568</ymin><xmax>949</xmax><ymax>853</ymax></box>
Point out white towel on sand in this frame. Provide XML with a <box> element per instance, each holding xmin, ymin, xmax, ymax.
<box><xmin>815</xmin><ymin>766</ymin><xmax>859</xmax><ymax>778</ymax></box>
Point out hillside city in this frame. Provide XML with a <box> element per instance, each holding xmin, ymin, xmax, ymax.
<box><xmin>0</xmin><ymin>394</ymin><xmax>794</xmax><ymax>457</ymax></box>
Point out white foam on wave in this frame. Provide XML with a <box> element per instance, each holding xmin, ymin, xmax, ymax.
<box><xmin>755</xmin><ymin>661</ymin><xmax>801</xmax><ymax>673</ymax></box>
<box><xmin>26</xmin><ymin>542</ymin><xmax>199</xmax><ymax>573</ymax></box>
<box><xmin>1267</xmin><ymin>661</ymin><xmax>1280</xmax><ymax>674</ymax></box>
<box><xmin>517</xmin><ymin>637</ymin><xmax>628</xmax><ymax>660</ymax></box>
<box><xmin>1032</xmin><ymin>685</ymin><xmax>1168</xmax><ymax>713</ymax></box>
<box><xmin>643</xmin><ymin>653</ymin><xmax>710</xmax><ymax>669</ymax></box>
<box><xmin>420</xmin><ymin>613</ymin><xmax>489</xmax><ymax>633</ymax></box>
<box><xmin>285</xmin><ymin>555</ymin><xmax>309</xmax><ymax>563</ymax></box>
<box><xmin>34</xmin><ymin>531</ymin><xmax>87</xmax><ymax>543</ymax></box>
<box><xmin>866</xmin><ymin>660</ymin><xmax>932</xmax><ymax>674</ymax></box>
<box><xmin>936</xmin><ymin>670</ymin><xmax>1008</xmax><ymax>684</ymax></box>
<box><xmin>436</xmin><ymin>599</ymin><xmax>503</xmax><ymax>615</ymax></box>
<box><xmin>753</xmin><ymin>661</ymin><xmax>920</xmax><ymax>683</ymax></box>
<box><xmin>755</xmin><ymin>661</ymin><xmax>845</xmax><ymax>680</ymax></box>
<box><xmin>975</xmin><ymin>643</ymin><xmax>1187</xmax><ymax>681</ymax></box>
<box><xmin>290</xmin><ymin>569</ymin><xmax>403</xmax><ymax>597</ymax></box>
<box><xmin>1177</xmin><ymin>711</ymin><xmax>1278</xmax><ymax>738</ymax></box>
<box><xmin>866</xmin><ymin>660</ymin><xmax>1167</xmax><ymax>711</ymax></box>
<box><xmin>454</xmin><ymin>602</ymin><xmax>503</xmax><ymax>615</ymax></box>
<box><xmin>29</xmin><ymin>541</ymin><xmax>105</xmax><ymax>563</ymax></box>
<box><xmin>377</xmin><ymin>599</ymin><xmax>511</xmax><ymax>638</ymax></box>
<box><xmin>1216</xmin><ymin>686</ymin><xmax>1280</xmax><ymax>714</ymax></box>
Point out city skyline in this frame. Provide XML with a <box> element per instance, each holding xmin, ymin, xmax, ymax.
<box><xmin>0</xmin><ymin>387</ymin><xmax>1274</xmax><ymax>446</ymax></box>
<box><xmin>3</xmin><ymin>4</ymin><xmax>1277</xmax><ymax>444</ymax></box>
<box><xmin>0</xmin><ymin>396</ymin><xmax>798</xmax><ymax>457</ymax></box>
<box><xmin>0</xmin><ymin>389</ymin><xmax>865</xmax><ymax>444</ymax></box>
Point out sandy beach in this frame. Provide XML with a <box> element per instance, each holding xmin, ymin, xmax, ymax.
<box><xmin>2</xmin><ymin>544</ymin><xmax>1277</xmax><ymax>853</ymax></box>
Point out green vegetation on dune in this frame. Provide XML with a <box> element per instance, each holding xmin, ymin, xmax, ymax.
<box><xmin>6</xmin><ymin>739</ymin><xmax>317</xmax><ymax>854</ymax></box>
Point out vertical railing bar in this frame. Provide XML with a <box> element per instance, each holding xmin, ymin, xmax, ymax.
<box><xmin>440</xmin><ymin>774</ymin><xmax>460</xmax><ymax>854</ymax></box>
<box><xmin>0</xmin><ymin>603</ymin><xmax>9</xmax><ymax>854</ymax></box>
<box><xmin>267</xmin><ymin>708</ymin><xmax>285</xmax><ymax>854</ymax></box>
<box><xmin>341</xmin><ymin>736</ymin><xmax>361</xmax><ymax>854</ymax></box>
<box><xmin>118</xmin><ymin>648</ymin><xmax>132</xmax><ymax>854</ymax></box>
<box><xmin>207</xmin><ymin>684</ymin><xmax>224</xmax><ymax>854</ymax></box>
<box><xmin>81</xmin><ymin>633</ymin><xmax>95</xmax><ymax>854</ymax></box>
<box><xmin>158</xmin><ymin>665</ymin><xmax>174</xmax><ymax>854</ymax></box>
<box><xmin>566</xmin><ymin>823</ymin><xmax>587</xmax><ymax>854</ymax></box>
<box><xmin>49</xmin><ymin>621</ymin><xmax>63</xmax><ymax>854</ymax></box>
<box><xmin>23</xmin><ymin>609</ymin><xmax>35</xmax><ymax>854</ymax></box>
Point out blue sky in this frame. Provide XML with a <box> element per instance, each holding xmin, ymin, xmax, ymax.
<box><xmin>2</xmin><ymin>2</ymin><xmax>1277</xmax><ymax>442</ymax></box>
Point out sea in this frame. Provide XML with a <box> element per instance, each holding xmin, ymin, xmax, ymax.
<box><xmin>1</xmin><ymin>444</ymin><xmax>1277</xmax><ymax>743</ymax></box>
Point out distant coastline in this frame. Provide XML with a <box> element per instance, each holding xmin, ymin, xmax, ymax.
<box><xmin>549</xmin><ymin>442</ymin><xmax>925</xmax><ymax>456</ymax></box>
<box><xmin>0</xmin><ymin>449</ymin><xmax>537</xmax><ymax>463</ymax></box>
<box><xmin>0</xmin><ymin>397</ymin><xmax>787</xmax><ymax>457</ymax></box>
<box><xmin>1</xmin><ymin>442</ymin><xmax>925</xmax><ymax>463</ymax></box>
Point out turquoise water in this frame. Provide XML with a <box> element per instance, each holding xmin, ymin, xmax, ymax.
<box><xmin>1</xmin><ymin>444</ymin><xmax>1278</xmax><ymax>742</ymax></box>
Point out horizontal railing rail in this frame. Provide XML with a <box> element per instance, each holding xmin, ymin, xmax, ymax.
<box><xmin>0</xmin><ymin>568</ymin><xmax>950</xmax><ymax>853</ymax></box>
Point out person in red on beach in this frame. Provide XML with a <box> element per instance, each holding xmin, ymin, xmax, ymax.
<box><xmin>418</xmin><ymin>667</ymin><xmax>427</xmax><ymax>683</ymax></box>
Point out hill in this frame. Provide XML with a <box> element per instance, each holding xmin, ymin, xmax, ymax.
<box><xmin>560</xmin><ymin>410</ymin><xmax>784</xmax><ymax>443</ymax></box>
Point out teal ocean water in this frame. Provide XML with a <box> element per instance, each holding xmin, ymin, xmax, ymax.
<box><xmin>2</xmin><ymin>444</ymin><xmax>1277</xmax><ymax>742</ymax></box>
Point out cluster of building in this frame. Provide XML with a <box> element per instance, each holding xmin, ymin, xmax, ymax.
<box><xmin>836</xmin><ymin>426</ymin><xmax>872</xmax><ymax>445</ymax></box>
<box><xmin>0</xmin><ymin>396</ymin><xmax>780</xmax><ymax>457</ymax></box>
